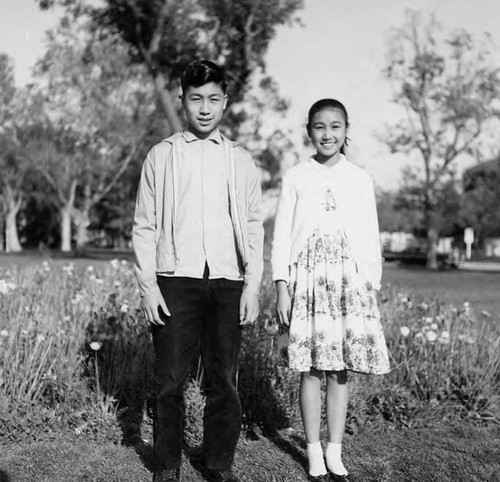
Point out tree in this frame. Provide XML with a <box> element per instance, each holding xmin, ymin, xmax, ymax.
<box><xmin>32</xmin><ymin>16</ymin><xmax>155</xmax><ymax>251</ymax></box>
<box><xmin>0</xmin><ymin>54</ymin><xmax>44</xmax><ymax>253</ymax></box>
<box><xmin>382</xmin><ymin>10</ymin><xmax>500</xmax><ymax>268</ymax></box>
<box><xmin>37</xmin><ymin>0</ymin><xmax>303</xmax><ymax>133</ymax></box>
<box><xmin>462</xmin><ymin>157</ymin><xmax>500</xmax><ymax>250</ymax></box>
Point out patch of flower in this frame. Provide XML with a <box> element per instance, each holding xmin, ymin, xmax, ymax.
<box><xmin>0</xmin><ymin>279</ymin><xmax>16</xmax><ymax>295</ymax></box>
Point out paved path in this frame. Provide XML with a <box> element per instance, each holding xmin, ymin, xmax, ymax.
<box><xmin>460</xmin><ymin>261</ymin><xmax>500</xmax><ymax>272</ymax></box>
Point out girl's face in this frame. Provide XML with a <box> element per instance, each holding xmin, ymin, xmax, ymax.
<box><xmin>308</xmin><ymin>107</ymin><xmax>347</xmax><ymax>164</ymax></box>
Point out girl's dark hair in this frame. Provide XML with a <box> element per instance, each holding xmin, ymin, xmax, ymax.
<box><xmin>307</xmin><ymin>98</ymin><xmax>350</xmax><ymax>154</ymax></box>
<box><xmin>181</xmin><ymin>60</ymin><xmax>228</xmax><ymax>94</ymax></box>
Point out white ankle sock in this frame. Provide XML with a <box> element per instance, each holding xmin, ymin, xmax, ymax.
<box><xmin>325</xmin><ymin>442</ymin><xmax>348</xmax><ymax>476</ymax></box>
<box><xmin>306</xmin><ymin>442</ymin><xmax>327</xmax><ymax>477</ymax></box>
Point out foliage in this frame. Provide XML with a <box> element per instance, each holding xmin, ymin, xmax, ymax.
<box><xmin>461</xmin><ymin>157</ymin><xmax>500</xmax><ymax>245</ymax></box>
<box><xmin>382</xmin><ymin>10</ymin><xmax>500</xmax><ymax>267</ymax></box>
<box><xmin>2</xmin><ymin>249</ymin><xmax>499</xmax><ymax>447</ymax></box>
<box><xmin>29</xmin><ymin>15</ymin><xmax>155</xmax><ymax>250</ymax></box>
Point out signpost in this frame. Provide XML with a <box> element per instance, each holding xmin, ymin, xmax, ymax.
<box><xmin>464</xmin><ymin>227</ymin><xmax>474</xmax><ymax>260</ymax></box>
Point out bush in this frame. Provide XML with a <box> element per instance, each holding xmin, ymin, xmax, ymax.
<box><xmin>1</xmin><ymin>256</ymin><xmax>499</xmax><ymax>445</ymax></box>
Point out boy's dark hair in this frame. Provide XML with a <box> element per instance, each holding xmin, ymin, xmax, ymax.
<box><xmin>307</xmin><ymin>98</ymin><xmax>350</xmax><ymax>154</ymax></box>
<box><xmin>181</xmin><ymin>60</ymin><xmax>228</xmax><ymax>94</ymax></box>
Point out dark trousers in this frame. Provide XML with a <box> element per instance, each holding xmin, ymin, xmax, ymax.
<box><xmin>152</xmin><ymin>274</ymin><xmax>243</xmax><ymax>470</ymax></box>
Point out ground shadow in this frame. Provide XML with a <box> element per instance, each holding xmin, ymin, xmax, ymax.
<box><xmin>266</xmin><ymin>430</ymin><xmax>308</xmax><ymax>473</ymax></box>
<box><xmin>82</xmin><ymin>294</ymin><xmax>156</xmax><ymax>472</ymax></box>
<box><xmin>0</xmin><ymin>470</ymin><xmax>11</xmax><ymax>482</ymax></box>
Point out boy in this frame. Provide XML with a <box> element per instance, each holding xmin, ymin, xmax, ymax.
<box><xmin>132</xmin><ymin>60</ymin><xmax>263</xmax><ymax>482</ymax></box>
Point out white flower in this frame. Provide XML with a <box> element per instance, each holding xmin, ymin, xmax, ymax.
<box><xmin>90</xmin><ymin>341</ymin><xmax>102</xmax><ymax>351</ymax></box>
<box><xmin>419</xmin><ymin>302</ymin><xmax>429</xmax><ymax>310</ymax></box>
<box><xmin>114</xmin><ymin>280</ymin><xmax>122</xmax><ymax>288</ymax></box>
<box><xmin>110</xmin><ymin>259</ymin><xmax>120</xmax><ymax>269</ymax></box>
<box><xmin>36</xmin><ymin>334</ymin><xmax>46</xmax><ymax>343</ymax></box>
<box><xmin>458</xmin><ymin>334</ymin><xmax>475</xmax><ymax>344</ymax></box>
<box><xmin>42</xmin><ymin>261</ymin><xmax>51</xmax><ymax>272</ymax></box>
<box><xmin>87</xmin><ymin>265</ymin><xmax>94</xmax><ymax>273</ymax></box>
<box><xmin>62</xmin><ymin>263</ymin><xmax>74</xmax><ymax>275</ymax></box>
<box><xmin>0</xmin><ymin>280</ymin><xmax>15</xmax><ymax>295</ymax></box>
<box><xmin>400</xmin><ymin>326</ymin><xmax>410</xmax><ymax>337</ymax></box>
<box><xmin>425</xmin><ymin>330</ymin><xmax>437</xmax><ymax>342</ymax></box>
<box><xmin>71</xmin><ymin>293</ymin><xmax>84</xmax><ymax>305</ymax></box>
<box><xmin>430</xmin><ymin>323</ymin><xmax>438</xmax><ymax>330</ymax></box>
<box><xmin>424</xmin><ymin>317</ymin><xmax>433</xmax><ymax>324</ymax></box>
<box><xmin>0</xmin><ymin>329</ymin><xmax>9</xmax><ymax>338</ymax></box>
<box><xmin>95</xmin><ymin>278</ymin><xmax>103</xmax><ymax>285</ymax></box>
<box><xmin>438</xmin><ymin>331</ymin><xmax>450</xmax><ymax>344</ymax></box>
<box><xmin>463</xmin><ymin>301</ymin><xmax>470</xmax><ymax>309</ymax></box>
<box><xmin>89</xmin><ymin>274</ymin><xmax>96</xmax><ymax>281</ymax></box>
<box><xmin>120</xmin><ymin>260</ymin><xmax>128</xmax><ymax>266</ymax></box>
<box><xmin>481</xmin><ymin>310</ymin><xmax>491</xmax><ymax>318</ymax></box>
<box><xmin>63</xmin><ymin>316</ymin><xmax>71</xmax><ymax>322</ymax></box>
<box><xmin>120</xmin><ymin>303</ymin><xmax>129</xmax><ymax>313</ymax></box>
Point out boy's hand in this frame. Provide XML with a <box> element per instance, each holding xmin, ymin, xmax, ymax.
<box><xmin>275</xmin><ymin>280</ymin><xmax>291</xmax><ymax>326</ymax></box>
<box><xmin>141</xmin><ymin>285</ymin><xmax>170</xmax><ymax>325</ymax></box>
<box><xmin>239</xmin><ymin>288</ymin><xmax>259</xmax><ymax>325</ymax></box>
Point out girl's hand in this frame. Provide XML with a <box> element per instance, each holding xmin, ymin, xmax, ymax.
<box><xmin>275</xmin><ymin>280</ymin><xmax>291</xmax><ymax>326</ymax></box>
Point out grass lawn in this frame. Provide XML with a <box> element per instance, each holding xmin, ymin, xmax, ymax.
<box><xmin>1</xmin><ymin>424</ymin><xmax>499</xmax><ymax>481</ymax></box>
<box><xmin>1</xmin><ymin>252</ymin><xmax>500</xmax><ymax>481</ymax></box>
<box><xmin>382</xmin><ymin>262</ymin><xmax>500</xmax><ymax>318</ymax></box>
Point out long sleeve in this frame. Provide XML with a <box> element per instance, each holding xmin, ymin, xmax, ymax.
<box><xmin>271</xmin><ymin>171</ymin><xmax>297</xmax><ymax>283</ymax></box>
<box><xmin>243</xmin><ymin>160</ymin><xmax>264</xmax><ymax>294</ymax></box>
<box><xmin>132</xmin><ymin>149</ymin><xmax>158</xmax><ymax>297</ymax></box>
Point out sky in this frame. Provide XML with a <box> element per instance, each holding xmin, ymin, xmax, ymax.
<box><xmin>1</xmin><ymin>0</ymin><xmax>500</xmax><ymax>190</ymax></box>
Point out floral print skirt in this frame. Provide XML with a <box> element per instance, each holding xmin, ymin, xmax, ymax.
<box><xmin>285</xmin><ymin>229</ymin><xmax>390</xmax><ymax>374</ymax></box>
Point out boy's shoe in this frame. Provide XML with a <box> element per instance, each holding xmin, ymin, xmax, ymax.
<box><xmin>203</xmin><ymin>468</ymin><xmax>240</xmax><ymax>482</ymax></box>
<box><xmin>153</xmin><ymin>467</ymin><xmax>180</xmax><ymax>482</ymax></box>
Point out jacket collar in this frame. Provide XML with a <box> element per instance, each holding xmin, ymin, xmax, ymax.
<box><xmin>181</xmin><ymin>128</ymin><xmax>223</xmax><ymax>144</ymax></box>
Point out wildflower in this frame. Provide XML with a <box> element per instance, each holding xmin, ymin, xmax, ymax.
<box><xmin>114</xmin><ymin>280</ymin><xmax>122</xmax><ymax>288</ymax></box>
<box><xmin>463</xmin><ymin>301</ymin><xmax>470</xmax><ymax>309</ymax></box>
<box><xmin>120</xmin><ymin>303</ymin><xmax>129</xmax><ymax>313</ymax></box>
<box><xmin>110</xmin><ymin>259</ymin><xmax>120</xmax><ymax>269</ymax></box>
<box><xmin>62</xmin><ymin>263</ymin><xmax>74</xmax><ymax>275</ymax></box>
<box><xmin>63</xmin><ymin>316</ymin><xmax>71</xmax><ymax>322</ymax></box>
<box><xmin>419</xmin><ymin>302</ymin><xmax>429</xmax><ymax>310</ymax></box>
<box><xmin>36</xmin><ymin>334</ymin><xmax>46</xmax><ymax>343</ymax></box>
<box><xmin>90</xmin><ymin>341</ymin><xmax>103</xmax><ymax>351</ymax></box>
<box><xmin>0</xmin><ymin>279</ymin><xmax>16</xmax><ymax>295</ymax></box>
<box><xmin>42</xmin><ymin>261</ymin><xmax>51</xmax><ymax>272</ymax></box>
<box><xmin>89</xmin><ymin>274</ymin><xmax>96</xmax><ymax>281</ymax></box>
<box><xmin>265</xmin><ymin>322</ymin><xmax>279</xmax><ymax>336</ymax></box>
<box><xmin>438</xmin><ymin>331</ymin><xmax>450</xmax><ymax>344</ymax></box>
<box><xmin>95</xmin><ymin>278</ymin><xmax>104</xmax><ymax>285</ymax></box>
<box><xmin>425</xmin><ymin>330</ymin><xmax>437</xmax><ymax>342</ymax></box>
<box><xmin>424</xmin><ymin>317</ymin><xmax>433</xmax><ymax>324</ymax></box>
<box><xmin>87</xmin><ymin>265</ymin><xmax>94</xmax><ymax>273</ymax></box>
<box><xmin>481</xmin><ymin>310</ymin><xmax>491</xmax><ymax>318</ymax></box>
<box><xmin>430</xmin><ymin>323</ymin><xmax>438</xmax><ymax>331</ymax></box>
<box><xmin>0</xmin><ymin>329</ymin><xmax>8</xmax><ymax>338</ymax></box>
<box><xmin>399</xmin><ymin>326</ymin><xmax>410</xmax><ymax>337</ymax></box>
<box><xmin>71</xmin><ymin>293</ymin><xmax>84</xmax><ymax>305</ymax></box>
<box><xmin>120</xmin><ymin>260</ymin><xmax>128</xmax><ymax>266</ymax></box>
<box><xmin>458</xmin><ymin>334</ymin><xmax>475</xmax><ymax>344</ymax></box>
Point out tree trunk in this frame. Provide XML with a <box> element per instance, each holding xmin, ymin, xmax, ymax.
<box><xmin>5</xmin><ymin>209</ymin><xmax>22</xmax><ymax>253</ymax></box>
<box><xmin>4</xmin><ymin>190</ymin><xmax>22</xmax><ymax>253</ymax></box>
<box><xmin>424</xmin><ymin>191</ymin><xmax>438</xmax><ymax>269</ymax></box>
<box><xmin>153</xmin><ymin>74</ymin><xmax>182</xmax><ymax>133</ymax></box>
<box><xmin>426</xmin><ymin>225</ymin><xmax>439</xmax><ymax>269</ymax></box>
<box><xmin>60</xmin><ymin>207</ymin><xmax>72</xmax><ymax>252</ymax></box>
<box><xmin>0</xmin><ymin>215</ymin><xmax>4</xmax><ymax>252</ymax></box>
<box><xmin>74</xmin><ymin>208</ymin><xmax>90</xmax><ymax>249</ymax></box>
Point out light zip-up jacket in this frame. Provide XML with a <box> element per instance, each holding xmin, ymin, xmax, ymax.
<box><xmin>272</xmin><ymin>156</ymin><xmax>382</xmax><ymax>290</ymax></box>
<box><xmin>132</xmin><ymin>131</ymin><xmax>264</xmax><ymax>297</ymax></box>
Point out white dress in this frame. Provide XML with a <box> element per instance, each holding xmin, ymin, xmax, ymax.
<box><xmin>285</xmin><ymin>185</ymin><xmax>390</xmax><ymax>374</ymax></box>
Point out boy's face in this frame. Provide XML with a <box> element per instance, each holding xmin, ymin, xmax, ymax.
<box><xmin>182</xmin><ymin>82</ymin><xmax>227</xmax><ymax>138</ymax></box>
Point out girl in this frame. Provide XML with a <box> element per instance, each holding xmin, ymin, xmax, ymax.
<box><xmin>272</xmin><ymin>99</ymin><xmax>390</xmax><ymax>481</ymax></box>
